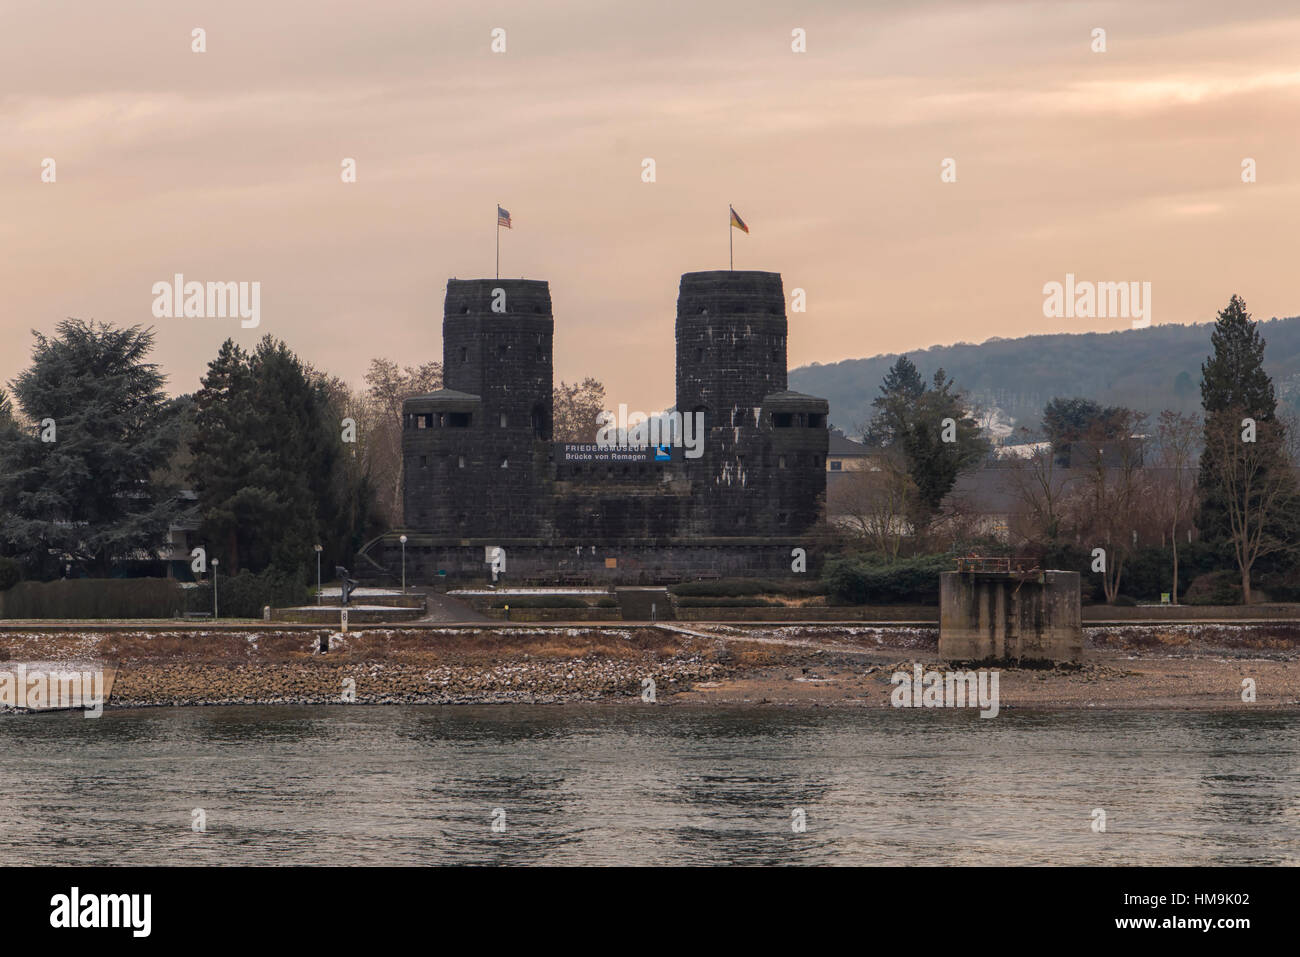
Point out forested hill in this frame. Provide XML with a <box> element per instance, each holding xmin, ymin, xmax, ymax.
<box><xmin>790</xmin><ymin>315</ymin><xmax>1300</xmax><ymax>436</ymax></box>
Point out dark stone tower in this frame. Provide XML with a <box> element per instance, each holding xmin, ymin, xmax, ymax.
<box><xmin>675</xmin><ymin>270</ymin><xmax>827</xmax><ymax>536</ymax></box>
<box><xmin>676</xmin><ymin>270</ymin><xmax>788</xmax><ymax>421</ymax></box>
<box><xmin>402</xmin><ymin>279</ymin><xmax>553</xmax><ymax>537</ymax></box>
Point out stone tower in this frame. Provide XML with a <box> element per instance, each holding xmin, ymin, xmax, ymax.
<box><xmin>675</xmin><ymin>270</ymin><xmax>828</xmax><ymax>536</ymax></box>
<box><xmin>402</xmin><ymin>279</ymin><xmax>553</xmax><ymax>536</ymax></box>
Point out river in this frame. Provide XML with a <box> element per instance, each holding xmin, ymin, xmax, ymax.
<box><xmin>2</xmin><ymin>705</ymin><xmax>1296</xmax><ymax>865</ymax></box>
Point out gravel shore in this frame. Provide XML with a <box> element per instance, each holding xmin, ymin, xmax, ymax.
<box><xmin>1</xmin><ymin>622</ymin><xmax>1297</xmax><ymax>711</ymax></box>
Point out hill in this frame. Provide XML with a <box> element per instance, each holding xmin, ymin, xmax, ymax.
<box><xmin>790</xmin><ymin>316</ymin><xmax>1300</xmax><ymax>436</ymax></box>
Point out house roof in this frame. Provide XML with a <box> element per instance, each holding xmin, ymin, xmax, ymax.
<box><xmin>828</xmin><ymin>430</ymin><xmax>870</xmax><ymax>456</ymax></box>
<box><xmin>761</xmin><ymin>390</ymin><xmax>828</xmax><ymax>410</ymax></box>
<box><xmin>403</xmin><ymin>388</ymin><xmax>482</xmax><ymax>411</ymax></box>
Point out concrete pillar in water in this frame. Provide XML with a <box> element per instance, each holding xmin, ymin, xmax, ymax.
<box><xmin>939</xmin><ymin>570</ymin><xmax>1083</xmax><ymax>663</ymax></box>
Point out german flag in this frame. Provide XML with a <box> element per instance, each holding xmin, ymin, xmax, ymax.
<box><xmin>729</xmin><ymin>205</ymin><xmax>749</xmax><ymax>233</ymax></box>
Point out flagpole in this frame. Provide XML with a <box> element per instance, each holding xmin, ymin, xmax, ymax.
<box><xmin>496</xmin><ymin>203</ymin><xmax>500</xmax><ymax>280</ymax></box>
<box><xmin>729</xmin><ymin>205</ymin><xmax>733</xmax><ymax>271</ymax></box>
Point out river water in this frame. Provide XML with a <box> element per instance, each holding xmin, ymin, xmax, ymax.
<box><xmin>1</xmin><ymin>705</ymin><xmax>1296</xmax><ymax>865</ymax></box>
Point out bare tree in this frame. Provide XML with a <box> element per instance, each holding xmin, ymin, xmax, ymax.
<box><xmin>1006</xmin><ymin>428</ymin><xmax>1076</xmax><ymax>547</ymax></box>
<box><xmin>552</xmin><ymin>378</ymin><xmax>606</xmax><ymax>443</ymax></box>
<box><xmin>1073</xmin><ymin>409</ymin><xmax>1149</xmax><ymax>603</ymax></box>
<box><xmin>1151</xmin><ymin>410</ymin><xmax>1200</xmax><ymax>603</ymax></box>
<box><xmin>833</xmin><ymin>451</ymin><xmax>916</xmax><ymax>560</ymax></box>
<box><xmin>365</xmin><ymin>358</ymin><xmax>443</xmax><ymax>526</ymax></box>
<box><xmin>1202</xmin><ymin>410</ymin><xmax>1297</xmax><ymax>603</ymax></box>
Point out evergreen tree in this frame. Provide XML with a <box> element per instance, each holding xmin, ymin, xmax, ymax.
<box><xmin>863</xmin><ymin>355</ymin><xmax>925</xmax><ymax>449</ymax></box>
<box><xmin>1042</xmin><ymin>396</ymin><xmax>1126</xmax><ymax>465</ymax></box>
<box><xmin>188</xmin><ymin>340</ymin><xmax>258</xmax><ymax>571</ymax></box>
<box><xmin>1197</xmin><ymin>294</ymin><xmax>1286</xmax><ymax>547</ymax></box>
<box><xmin>863</xmin><ymin>357</ymin><xmax>988</xmax><ymax>526</ymax></box>
<box><xmin>0</xmin><ymin>320</ymin><xmax>179</xmax><ymax>577</ymax></box>
<box><xmin>188</xmin><ymin>336</ymin><xmax>371</xmax><ymax>577</ymax></box>
<box><xmin>1194</xmin><ymin>296</ymin><xmax>1298</xmax><ymax>600</ymax></box>
<box><xmin>1200</xmin><ymin>295</ymin><xmax>1276</xmax><ymax>419</ymax></box>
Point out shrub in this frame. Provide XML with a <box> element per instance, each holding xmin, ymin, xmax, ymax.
<box><xmin>188</xmin><ymin>566</ymin><xmax>310</xmax><ymax>619</ymax></box>
<box><xmin>0</xmin><ymin>578</ymin><xmax>186</xmax><ymax>619</ymax></box>
<box><xmin>0</xmin><ymin>557</ymin><xmax>20</xmax><ymax>592</ymax></box>
<box><xmin>671</xmin><ymin>578</ymin><xmax>826</xmax><ymax>598</ymax></box>
<box><xmin>673</xmin><ymin>596</ymin><xmax>778</xmax><ymax>608</ymax></box>
<box><xmin>822</xmin><ymin>554</ymin><xmax>951</xmax><ymax>605</ymax></box>
<box><xmin>1184</xmin><ymin>571</ymin><xmax>1243</xmax><ymax>606</ymax></box>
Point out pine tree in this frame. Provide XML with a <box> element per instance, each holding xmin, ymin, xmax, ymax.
<box><xmin>0</xmin><ymin>320</ymin><xmax>179</xmax><ymax>577</ymax></box>
<box><xmin>1200</xmin><ymin>295</ymin><xmax>1276</xmax><ymax>419</ymax></box>
<box><xmin>1198</xmin><ymin>295</ymin><xmax>1281</xmax><ymax>545</ymax></box>
<box><xmin>188</xmin><ymin>340</ymin><xmax>257</xmax><ymax>571</ymax></box>
<box><xmin>863</xmin><ymin>355</ymin><xmax>925</xmax><ymax>449</ymax></box>
<box><xmin>863</xmin><ymin>358</ymin><xmax>988</xmax><ymax>529</ymax></box>
<box><xmin>1196</xmin><ymin>295</ymin><xmax>1297</xmax><ymax>600</ymax></box>
<box><xmin>188</xmin><ymin>336</ymin><xmax>369</xmax><ymax>577</ymax></box>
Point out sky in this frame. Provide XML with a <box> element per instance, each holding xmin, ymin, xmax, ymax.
<box><xmin>2</xmin><ymin>0</ymin><xmax>1298</xmax><ymax>412</ymax></box>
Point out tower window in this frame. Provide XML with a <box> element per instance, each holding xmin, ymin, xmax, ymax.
<box><xmin>460</xmin><ymin>347</ymin><xmax>468</xmax><ymax>363</ymax></box>
<box><xmin>500</xmin><ymin>457</ymin><xmax>509</xmax><ymax>469</ymax></box>
<box><xmin>500</xmin><ymin>413</ymin><xmax>508</xmax><ymax>428</ymax></box>
<box><xmin>778</xmin><ymin>455</ymin><xmax>786</xmax><ymax>469</ymax></box>
<box><xmin>420</xmin><ymin>455</ymin><xmax>428</xmax><ymax>468</ymax></box>
<box><xmin>458</xmin><ymin>456</ymin><xmax>466</xmax><ymax>469</ymax></box>
<box><xmin>696</xmin><ymin>348</ymin><xmax>704</xmax><ymax>362</ymax></box>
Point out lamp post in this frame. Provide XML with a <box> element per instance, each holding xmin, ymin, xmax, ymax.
<box><xmin>314</xmin><ymin>544</ymin><xmax>323</xmax><ymax>604</ymax></box>
<box><xmin>211</xmin><ymin>558</ymin><xmax>219</xmax><ymax>619</ymax></box>
<box><xmin>399</xmin><ymin>535</ymin><xmax>408</xmax><ymax>594</ymax></box>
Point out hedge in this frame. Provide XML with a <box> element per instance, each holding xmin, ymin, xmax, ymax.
<box><xmin>187</xmin><ymin>567</ymin><xmax>310</xmax><ymax>619</ymax></box>
<box><xmin>674</xmin><ymin>596</ymin><xmax>778</xmax><ymax>608</ymax></box>
<box><xmin>0</xmin><ymin>578</ymin><xmax>187</xmax><ymax>619</ymax></box>
<box><xmin>671</xmin><ymin>578</ymin><xmax>826</xmax><ymax>598</ymax></box>
<box><xmin>822</xmin><ymin>554</ymin><xmax>951</xmax><ymax>605</ymax></box>
<box><xmin>0</xmin><ymin>557</ymin><xmax>20</xmax><ymax>592</ymax></box>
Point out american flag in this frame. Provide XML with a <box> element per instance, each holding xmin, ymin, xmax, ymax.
<box><xmin>497</xmin><ymin>205</ymin><xmax>512</xmax><ymax>229</ymax></box>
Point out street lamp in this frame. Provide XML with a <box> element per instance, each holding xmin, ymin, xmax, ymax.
<box><xmin>399</xmin><ymin>535</ymin><xmax>408</xmax><ymax>594</ymax></box>
<box><xmin>211</xmin><ymin>558</ymin><xmax>219</xmax><ymax>619</ymax></box>
<box><xmin>314</xmin><ymin>544</ymin><xmax>323</xmax><ymax>605</ymax></box>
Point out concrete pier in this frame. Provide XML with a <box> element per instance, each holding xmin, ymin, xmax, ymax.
<box><xmin>939</xmin><ymin>569</ymin><xmax>1083</xmax><ymax>663</ymax></box>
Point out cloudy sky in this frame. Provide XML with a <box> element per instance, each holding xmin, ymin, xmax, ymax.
<box><xmin>2</xmin><ymin>0</ymin><xmax>1298</xmax><ymax>411</ymax></box>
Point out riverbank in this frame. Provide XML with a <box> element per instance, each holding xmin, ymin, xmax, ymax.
<box><xmin>2</xmin><ymin>622</ymin><xmax>1298</xmax><ymax>710</ymax></box>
